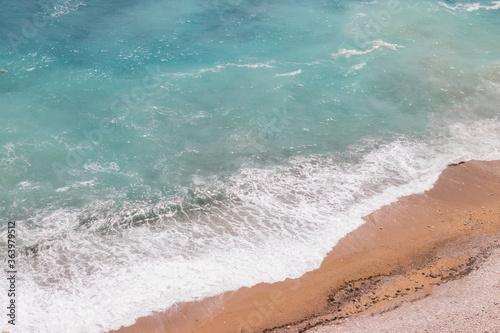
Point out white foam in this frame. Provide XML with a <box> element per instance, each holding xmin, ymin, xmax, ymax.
<box><xmin>236</xmin><ymin>63</ymin><xmax>275</xmax><ymax>69</ymax></box>
<box><xmin>55</xmin><ymin>186</ymin><xmax>70</xmax><ymax>192</ymax></box>
<box><xmin>0</xmin><ymin>143</ymin><xmax>31</xmax><ymax>172</ymax></box>
<box><xmin>346</xmin><ymin>61</ymin><xmax>367</xmax><ymax>75</ymax></box>
<box><xmin>439</xmin><ymin>1</ymin><xmax>500</xmax><ymax>12</ymax></box>
<box><xmin>49</xmin><ymin>0</ymin><xmax>85</xmax><ymax>18</ymax></box>
<box><xmin>333</xmin><ymin>40</ymin><xmax>404</xmax><ymax>58</ymax></box>
<box><xmin>171</xmin><ymin>62</ymin><xmax>275</xmax><ymax>78</ymax></box>
<box><xmin>351</xmin><ymin>61</ymin><xmax>367</xmax><ymax>71</ymax></box>
<box><xmin>275</xmin><ymin>69</ymin><xmax>302</xmax><ymax>77</ymax></box>
<box><xmin>83</xmin><ymin>162</ymin><xmax>120</xmax><ymax>174</ymax></box>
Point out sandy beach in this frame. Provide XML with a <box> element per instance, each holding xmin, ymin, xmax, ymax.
<box><xmin>308</xmin><ymin>244</ymin><xmax>500</xmax><ymax>332</ymax></box>
<box><xmin>112</xmin><ymin>159</ymin><xmax>500</xmax><ymax>333</ymax></box>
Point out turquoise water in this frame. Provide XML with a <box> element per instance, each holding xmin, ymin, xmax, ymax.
<box><xmin>1</xmin><ymin>0</ymin><xmax>499</xmax><ymax>331</ymax></box>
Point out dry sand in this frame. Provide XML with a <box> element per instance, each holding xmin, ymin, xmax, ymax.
<box><xmin>308</xmin><ymin>243</ymin><xmax>500</xmax><ymax>333</ymax></box>
<box><xmin>112</xmin><ymin>160</ymin><xmax>500</xmax><ymax>333</ymax></box>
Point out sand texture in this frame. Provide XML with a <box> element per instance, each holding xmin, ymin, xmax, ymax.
<box><xmin>308</xmin><ymin>245</ymin><xmax>500</xmax><ymax>333</ymax></box>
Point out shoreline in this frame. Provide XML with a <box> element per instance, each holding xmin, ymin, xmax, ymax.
<box><xmin>111</xmin><ymin>159</ymin><xmax>500</xmax><ymax>333</ymax></box>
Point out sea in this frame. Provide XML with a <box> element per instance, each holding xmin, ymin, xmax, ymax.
<box><xmin>1</xmin><ymin>0</ymin><xmax>499</xmax><ymax>332</ymax></box>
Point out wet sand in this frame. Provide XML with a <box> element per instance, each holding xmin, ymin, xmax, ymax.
<box><xmin>111</xmin><ymin>159</ymin><xmax>500</xmax><ymax>333</ymax></box>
